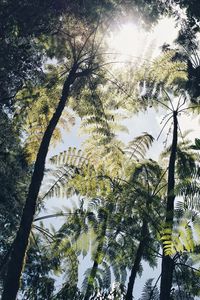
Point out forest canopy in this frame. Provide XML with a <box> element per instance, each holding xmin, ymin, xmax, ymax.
<box><xmin>1</xmin><ymin>0</ymin><xmax>200</xmax><ymax>299</ymax></box>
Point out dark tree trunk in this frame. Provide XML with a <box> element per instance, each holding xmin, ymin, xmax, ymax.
<box><xmin>2</xmin><ymin>65</ymin><xmax>78</xmax><ymax>300</ymax></box>
<box><xmin>160</xmin><ymin>111</ymin><xmax>178</xmax><ymax>300</ymax></box>
<box><xmin>125</xmin><ymin>220</ymin><xmax>148</xmax><ymax>300</ymax></box>
<box><xmin>84</xmin><ymin>213</ymin><xmax>107</xmax><ymax>300</ymax></box>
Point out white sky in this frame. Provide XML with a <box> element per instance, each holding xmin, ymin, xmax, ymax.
<box><xmin>107</xmin><ymin>18</ymin><xmax>179</xmax><ymax>61</ymax></box>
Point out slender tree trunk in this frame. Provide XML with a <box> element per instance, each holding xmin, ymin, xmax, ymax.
<box><xmin>2</xmin><ymin>65</ymin><xmax>78</xmax><ymax>300</ymax></box>
<box><xmin>160</xmin><ymin>111</ymin><xmax>178</xmax><ymax>300</ymax></box>
<box><xmin>84</xmin><ymin>212</ymin><xmax>107</xmax><ymax>300</ymax></box>
<box><xmin>125</xmin><ymin>220</ymin><xmax>148</xmax><ymax>300</ymax></box>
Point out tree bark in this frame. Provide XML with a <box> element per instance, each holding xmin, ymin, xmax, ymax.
<box><xmin>2</xmin><ymin>65</ymin><xmax>78</xmax><ymax>300</ymax></box>
<box><xmin>125</xmin><ymin>220</ymin><xmax>148</xmax><ymax>300</ymax></box>
<box><xmin>160</xmin><ymin>111</ymin><xmax>178</xmax><ymax>300</ymax></box>
<box><xmin>84</xmin><ymin>212</ymin><xmax>107</xmax><ymax>300</ymax></box>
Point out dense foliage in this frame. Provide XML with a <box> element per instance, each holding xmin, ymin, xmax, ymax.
<box><xmin>1</xmin><ymin>0</ymin><xmax>200</xmax><ymax>299</ymax></box>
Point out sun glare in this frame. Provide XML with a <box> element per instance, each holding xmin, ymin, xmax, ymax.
<box><xmin>107</xmin><ymin>18</ymin><xmax>178</xmax><ymax>61</ymax></box>
<box><xmin>108</xmin><ymin>23</ymin><xmax>147</xmax><ymax>57</ymax></box>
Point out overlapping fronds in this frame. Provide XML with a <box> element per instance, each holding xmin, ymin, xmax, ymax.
<box><xmin>16</xmin><ymin>75</ymin><xmax>75</xmax><ymax>162</ymax></box>
<box><xmin>50</xmin><ymin>147</ymin><xmax>88</xmax><ymax>168</ymax></box>
<box><xmin>82</xmin><ymin>263</ymin><xmax>111</xmax><ymax>294</ymax></box>
<box><xmin>46</xmin><ymin>140</ymin><xmax>125</xmax><ymax>198</ymax></box>
<box><xmin>149</xmin><ymin>50</ymin><xmax>187</xmax><ymax>89</ymax></box>
<box><xmin>176</xmin><ymin>140</ymin><xmax>198</xmax><ymax>180</ymax></box>
<box><xmin>176</xmin><ymin>179</ymin><xmax>200</xmax><ymax>211</ymax></box>
<box><xmin>40</xmin><ymin>147</ymin><xmax>89</xmax><ymax>199</ymax></box>
<box><xmin>129</xmin><ymin>159</ymin><xmax>165</xmax><ymax>198</ymax></box>
<box><xmin>161</xmin><ymin>137</ymin><xmax>200</xmax><ymax>209</ymax></box>
<box><xmin>69</xmin><ymin>66</ymin><xmax>126</xmax><ymax>146</ymax></box>
<box><xmin>139</xmin><ymin>278</ymin><xmax>159</xmax><ymax>300</ymax></box>
<box><xmin>159</xmin><ymin>135</ymin><xmax>200</xmax><ymax>256</ymax></box>
<box><xmin>39</xmin><ymin>165</ymin><xmax>75</xmax><ymax>200</ymax></box>
<box><xmin>161</xmin><ymin>201</ymin><xmax>200</xmax><ymax>255</ymax></box>
<box><xmin>133</xmin><ymin>50</ymin><xmax>187</xmax><ymax>106</ymax></box>
<box><xmin>49</xmin><ymin>209</ymin><xmax>91</xmax><ymax>285</ymax></box>
<box><xmin>83</xmin><ymin>137</ymin><xmax>125</xmax><ymax>179</ymax></box>
<box><xmin>126</xmin><ymin>132</ymin><xmax>154</xmax><ymax>161</ymax></box>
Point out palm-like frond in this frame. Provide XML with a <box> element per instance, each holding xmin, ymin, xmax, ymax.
<box><xmin>126</xmin><ymin>132</ymin><xmax>154</xmax><ymax>161</ymax></box>
<box><xmin>139</xmin><ymin>278</ymin><xmax>159</xmax><ymax>300</ymax></box>
<box><xmin>50</xmin><ymin>147</ymin><xmax>89</xmax><ymax>168</ymax></box>
<box><xmin>40</xmin><ymin>147</ymin><xmax>89</xmax><ymax>200</ymax></box>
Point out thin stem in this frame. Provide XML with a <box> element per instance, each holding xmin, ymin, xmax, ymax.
<box><xmin>156</xmin><ymin>98</ymin><xmax>173</xmax><ymax>111</ymax></box>
<box><xmin>157</xmin><ymin>115</ymin><xmax>173</xmax><ymax>141</ymax></box>
<box><xmin>152</xmin><ymin>167</ymin><xmax>168</xmax><ymax>197</ymax></box>
<box><xmin>34</xmin><ymin>212</ymin><xmax>75</xmax><ymax>222</ymax></box>
<box><xmin>179</xmin><ymin>105</ymin><xmax>200</xmax><ymax>113</ymax></box>
<box><xmin>40</xmin><ymin>170</ymin><xmax>71</xmax><ymax>201</ymax></box>
<box><xmin>176</xmin><ymin>263</ymin><xmax>200</xmax><ymax>273</ymax></box>
<box><xmin>33</xmin><ymin>225</ymin><xmax>55</xmax><ymax>241</ymax></box>
<box><xmin>163</xmin><ymin>89</ymin><xmax>175</xmax><ymax>111</ymax></box>
<box><xmin>177</xmin><ymin>94</ymin><xmax>186</xmax><ymax>111</ymax></box>
<box><xmin>176</xmin><ymin>94</ymin><xmax>183</xmax><ymax>111</ymax></box>
<box><xmin>153</xmin><ymin>183</ymin><xmax>168</xmax><ymax>197</ymax></box>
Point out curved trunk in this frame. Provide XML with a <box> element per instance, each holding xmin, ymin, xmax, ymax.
<box><xmin>125</xmin><ymin>220</ymin><xmax>148</xmax><ymax>300</ymax></box>
<box><xmin>160</xmin><ymin>111</ymin><xmax>178</xmax><ymax>300</ymax></box>
<box><xmin>2</xmin><ymin>66</ymin><xmax>78</xmax><ymax>300</ymax></box>
<box><xmin>84</xmin><ymin>213</ymin><xmax>107</xmax><ymax>300</ymax></box>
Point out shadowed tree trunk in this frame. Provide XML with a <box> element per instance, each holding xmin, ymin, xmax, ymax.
<box><xmin>84</xmin><ymin>211</ymin><xmax>108</xmax><ymax>300</ymax></box>
<box><xmin>125</xmin><ymin>220</ymin><xmax>148</xmax><ymax>300</ymax></box>
<box><xmin>160</xmin><ymin>110</ymin><xmax>178</xmax><ymax>300</ymax></box>
<box><xmin>1</xmin><ymin>64</ymin><xmax>83</xmax><ymax>300</ymax></box>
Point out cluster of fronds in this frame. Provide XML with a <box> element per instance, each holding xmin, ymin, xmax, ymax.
<box><xmin>16</xmin><ymin>83</ymin><xmax>75</xmax><ymax>162</ymax></box>
<box><xmin>132</xmin><ymin>50</ymin><xmax>187</xmax><ymax>106</ymax></box>
<box><xmin>45</xmin><ymin>147</ymin><xmax>115</xmax><ymax>199</ymax></box>
<box><xmin>50</xmin><ymin>147</ymin><xmax>88</xmax><ymax>168</ymax></box>
<box><xmin>126</xmin><ymin>132</ymin><xmax>154</xmax><ymax>161</ymax></box>
<box><xmin>139</xmin><ymin>278</ymin><xmax>159</xmax><ymax>300</ymax></box>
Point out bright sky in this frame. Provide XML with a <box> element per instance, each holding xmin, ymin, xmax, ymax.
<box><xmin>107</xmin><ymin>18</ymin><xmax>179</xmax><ymax>60</ymax></box>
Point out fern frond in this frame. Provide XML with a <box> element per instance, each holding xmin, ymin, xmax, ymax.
<box><xmin>126</xmin><ymin>132</ymin><xmax>154</xmax><ymax>161</ymax></box>
<box><xmin>139</xmin><ymin>278</ymin><xmax>159</xmax><ymax>300</ymax></box>
<box><xmin>50</xmin><ymin>147</ymin><xmax>89</xmax><ymax>168</ymax></box>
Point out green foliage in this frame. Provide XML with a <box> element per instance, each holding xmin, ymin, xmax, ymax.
<box><xmin>139</xmin><ymin>278</ymin><xmax>159</xmax><ymax>300</ymax></box>
<box><xmin>126</xmin><ymin>132</ymin><xmax>154</xmax><ymax>161</ymax></box>
<box><xmin>52</xmin><ymin>283</ymin><xmax>83</xmax><ymax>300</ymax></box>
<box><xmin>15</xmin><ymin>79</ymin><xmax>75</xmax><ymax>162</ymax></box>
<box><xmin>191</xmin><ymin>138</ymin><xmax>200</xmax><ymax>150</ymax></box>
<box><xmin>3</xmin><ymin>0</ymin><xmax>200</xmax><ymax>298</ymax></box>
<box><xmin>50</xmin><ymin>147</ymin><xmax>88</xmax><ymax>168</ymax></box>
<box><xmin>43</xmin><ymin>147</ymin><xmax>112</xmax><ymax>199</ymax></box>
<box><xmin>20</xmin><ymin>234</ymin><xmax>59</xmax><ymax>300</ymax></box>
<box><xmin>0</xmin><ymin>0</ymin><xmax>62</xmax><ymax>106</ymax></box>
<box><xmin>0</xmin><ymin>110</ymin><xmax>28</xmax><ymax>281</ymax></box>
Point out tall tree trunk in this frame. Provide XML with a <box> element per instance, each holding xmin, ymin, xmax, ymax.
<box><xmin>125</xmin><ymin>220</ymin><xmax>148</xmax><ymax>300</ymax></box>
<box><xmin>84</xmin><ymin>212</ymin><xmax>107</xmax><ymax>300</ymax></box>
<box><xmin>2</xmin><ymin>65</ymin><xmax>79</xmax><ymax>300</ymax></box>
<box><xmin>160</xmin><ymin>110</ymin><xmax>178</xmax><ymax>300</ymax></box>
